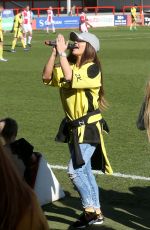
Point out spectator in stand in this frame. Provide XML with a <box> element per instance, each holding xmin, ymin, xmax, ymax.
<box><xmin>72</xmin><ymin>5</ymin><xmax>76</xmax><ymax>15</ymax></box>
<box><xmin>79</xmin><ymin>10</ymin><xmax>93</xmax><ymax>32</ymax></box>
<box><xmin>22</xmin><ymin>5</ymin><xmax>33</xmax><ymax>47</ymax></box>
<box><xmin>130</xmin><ymin>4</ymin><xmax>137</xmax><ymax>31</ymax></box>
<box><xmin>0</xmin><ymin>5</ymin><xmax>7</xmax><ymax>62</ymax></box>
<box><xmin>69</xmin><ymin>5</ymin><xmax>76</xmax><ymax>16</ymax></box>
<box><xmin>11</xmin><ymin>9</ymin><xmax>29</xmax><ymax>52</ymax></box>
<box><xmin>0</xmin><ymin>143</ymin><xmax>49</xmax><ymax>230</ymax></box>
<box><xmin>60</xmin><ymin>7</ymin><xmax>65</xmax><ymax>14</ymax></box>
<box><xmin>46</xmin><ymin>6</ymin><xmax>55</xmax><ymax>34</ymax></box>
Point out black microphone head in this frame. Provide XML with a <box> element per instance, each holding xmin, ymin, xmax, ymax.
<box><xmin>45</xmin><ymin>40</ymin><xmax>75</xmax><ymax>49</ymax></box>
<box><xmin>67</xmin><ymin>43</ymin><xmax>75</xmax><ymax>49</ymax></box>
<box><xmin>45</xmin><ymin>40</ymin><xmax>56</xmax><ymax>46</ymax></box>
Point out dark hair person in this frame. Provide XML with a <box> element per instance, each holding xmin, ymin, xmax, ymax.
<box><xmin>0</xmin><ymin>117</ymin><xmax>18</xmax><ymax>144</ymax></box>
<box><xmin>0</xmin><ymin>142</ymin><xmax>49</xmax><ymax>230</ymax></box>
<box><xmin>42</xmin><ymin>31</ymin><xmax>113</xmax><ymax>228</ymax></box>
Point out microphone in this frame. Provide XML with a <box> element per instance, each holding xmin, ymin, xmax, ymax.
<box><xmin>45</xmin><ymin>40</ymin><xmax>75</xmax><ymax>49</ymax></box>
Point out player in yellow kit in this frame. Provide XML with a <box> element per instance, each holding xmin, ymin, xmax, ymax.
<box><xmin>11</xmin><ymin>9</ymin><xmax>28</xmax><ymax>52</ymax></box>
<box><xmin>0</xmin><ymin>5</ymin><xmax>8</xmax><ymax>62</ymax></box>
<box><xmin>130</xmin><ymin>4</ymin><xmax>137</xmax><ymax>31</ymax></box>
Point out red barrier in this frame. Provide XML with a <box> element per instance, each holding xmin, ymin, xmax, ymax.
<box><xmin>75</xmin><ymin>6</ymin><xmax>115</xmax><ymax>16</ymax></box>
<box><xmin>12</xmin><ymin>6</ymin><xmax>116</xmax><ymax>17</ymax></box>
<box><xmin>123</xmin><ymin>5</ymin><xmax>150</xmax><ymax>15</ymax></box>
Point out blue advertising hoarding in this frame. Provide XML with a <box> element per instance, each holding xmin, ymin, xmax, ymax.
<box><xmin>2</xmin><ymin>9</ymin><xmax>14</xmax><ymax>18</ymax></box>
<box><xmin>114</xmin><ymin>15</ymin><xmax>127</xmax><ymax>26</ymax></box>
<box><xmin>36</xmin><ymin>16</ymin><xmax>79</xmax><ymax>29</ymax></box>
<box><xmin>2</xmin><ymin>9</ymin><xmax>14</xmax><ymax>31</ymax></box>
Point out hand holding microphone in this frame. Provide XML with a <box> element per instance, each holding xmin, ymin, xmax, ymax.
<box><xmin>55</xmin><ymin>34</ymin><xmax>70</xmax><ymax>57</ymax></box>
<box><xmin>45</xmin><ymin>34</ymin><xmax>75</xmax><ymax>59</ymax></box>
<box><xmin>45</xmin><ymin>40</ymin><xmax>75</xmax><ymax>49</ymax></box>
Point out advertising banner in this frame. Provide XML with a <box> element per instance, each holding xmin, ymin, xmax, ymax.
<box><xmin>2</xmin><ymin>9</ymin><xmax>14</xmax><ymax>31</ymax></box>
<box><xmin>144</xmin><ymin>14</ymin><xmax>150</xmax><ymax>25</ymax></box>
<box><xmin>87</xmin><ymin>15</ymin><xmax>114</xmax><ymax>27</ymax></box>
<box><xmin>2</xmin><ymin>9</ymin><xmax>14</xmax><ymax>18</ymax></box>
<box><xmin>36</xmin><ymin>16</ymin><xmax>79</xmax><ymax>29</ymax></box>
<box><xmin>114</xmin><ymin>15</ymin><xmax>127</xmax><ymax>26</ymax></box>
<box><xmin>2</xmin><ymin>18</ymin><xmax>14</xmax><ymax>31</ymax></box>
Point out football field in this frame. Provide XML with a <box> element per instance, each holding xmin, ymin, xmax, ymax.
<box><xmin>1</xmin><ymin>27</ymin><xmax>150</xmax><ymax>229</ymax></box>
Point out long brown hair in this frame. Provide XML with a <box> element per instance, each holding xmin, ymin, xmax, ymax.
<box><xmin>0</xmin><ymin>143</ymin><xmax>33</xmax><ymax>230</ymax></box>
<box><xmin>144</xmin><ymin>80</ymin><xmax>150</xmax><ymax>141</ymax></box>
<box><xmin>67</xmin><ymin>42</ymin><xmax>107</xmax><ymax>110</ymax></box>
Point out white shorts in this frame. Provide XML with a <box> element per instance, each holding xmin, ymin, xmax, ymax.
<box><xmin>80</xmin><ymin>23</ymin><xmax>88</xmax><ymax>32</ymax></box>
<box><xmin>23</xmin><ymin>24</ymin><xmax>32</xmax><ymax>33</ymax></box>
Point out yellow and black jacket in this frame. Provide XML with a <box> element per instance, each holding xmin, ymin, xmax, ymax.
<box><xmin>13</xmin><ymin>13</ymin><xmax>22</xmax><ymax>29</ymax></box>
<box><xmin>12</xmin><ymin>13</ymin><xmax>23</xmax><ymax>38</ymax></box>
<box><xmin>43</xmin><ymin>62</ymin><xmax>113</xmax><ymax>174</ymax></box>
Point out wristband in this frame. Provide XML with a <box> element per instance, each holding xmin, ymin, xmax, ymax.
<box><xmin>58</xmin><ymin>52</ymin><xmax>67</xmax><ymax>57</ymax></box>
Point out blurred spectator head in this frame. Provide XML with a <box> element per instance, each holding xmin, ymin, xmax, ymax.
<box><xmin>60</xmin><ymin>6</ymin><xmax>64</xmax><ymax>13</ymax></box>
<box><xmin>26</xmin><ymin>5</ymin><xmax>30</xmax><ymax>11</ymax></box>
<box><xmin>0</xmin><ymin>118</ymin><xmax>18</xmax><ymax>144</ymax></box>
<box><xmin>83</xmin><ymin>7</ymin><xmax>88</xmax><ymax>13</ymax></box>
<box><xmin>48</xmin><ymin>6</ymin><xmax>52</xmax><ymax>10</ymax></box>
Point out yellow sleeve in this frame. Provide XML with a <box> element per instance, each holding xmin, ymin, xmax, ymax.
<box><xmin>18</xmin><ymin>16</ymin><xmax>22</xmax><ymax>24</ymax></box>
<box><xmin>43</xmin><ymin>66</ymin><xmax>71</xmax><ymax>88</ymax></box>
<box><xmin>14</xmin><ymin>16</ymin><xmax>18</xmax><ymax>28</ymax></box>
<box><xmin>72</xmin><ymin>63</ymin><xmax>101</xmax><ymax>89</ymax></box>
<box><xmin>14</xmin><ymin>15</ymin><xmax>22</xmax><ymax>28</ymax></box>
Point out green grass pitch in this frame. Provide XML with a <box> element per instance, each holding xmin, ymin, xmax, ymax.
<box><xmin>1</xmin><ymin>27</ymin><xmax>150</xmax><ymax>229</ymax></box>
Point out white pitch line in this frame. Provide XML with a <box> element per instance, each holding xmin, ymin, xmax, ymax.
<box><xmin>50</xmin><ymin>164</ymin><xmax>150</xmax><ymax>181</ymax></box>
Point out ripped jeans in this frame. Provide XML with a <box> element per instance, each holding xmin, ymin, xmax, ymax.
<box><xmin>67</xmin><ymin>143</ymin><xmax>100</xmax><ymax>209</ymax></box>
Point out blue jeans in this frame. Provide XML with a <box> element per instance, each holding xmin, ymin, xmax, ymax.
<box><xmin>68</xmin><ymin>143</ymin><xmax>100</xmax><ymax>209</ymax></box>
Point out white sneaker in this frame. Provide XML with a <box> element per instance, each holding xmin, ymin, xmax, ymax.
<box><xmin>0</xmin><ymin>58</ymin><xmax>8</xmax><ymax>62</ymax></box>
<box><xmin>11</xmin><ymin>49</ymin><xmax>16</xmax><ymax>53</ymax></box>
<box><xmin>93</xmin><ymin>213</ymin><xmax>104</xmax><ymax>225</ymax></box>
<box><xmin>24</xmin><ymin>48</ymin><xmax>29</xmax><ymax>51</ymax></box>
